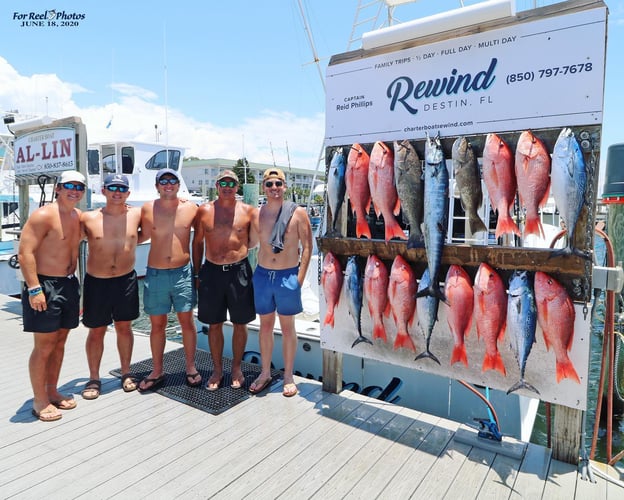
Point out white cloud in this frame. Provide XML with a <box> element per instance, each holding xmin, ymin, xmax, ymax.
<box><xmin>0</xmin><ymin>58</ymin><xmax>325</xmax><ymax>172</ymax></box>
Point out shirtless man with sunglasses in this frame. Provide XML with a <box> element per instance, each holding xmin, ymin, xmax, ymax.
<box><xmin>80</xmin><ymin>174</ymin><xmax>145</xmax><ymax>400</ymax></box>
<box><xmin>18</xmin><ymin>170</ymin><xmax>86</xmax><ymax>421</ymax></box>
<box><xmin>138</xmin><ymin>168</ymin><xmax>200</xmax><ymax>392</ymax></box>
<box><xmin>249</xmin><ymin>168</ymin><xmax>312</xmax><ymax>398</ymax></box>
<box><xmin>192</xmin><ymin>169</ymin><xmax>258</xmax><ymax>391</ymax></box>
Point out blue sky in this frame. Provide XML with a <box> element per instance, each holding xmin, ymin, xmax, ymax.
<box><xmin>0</xmin><ymin>0</ymin><xmax>622</xmax><ymax>178</ymax></box>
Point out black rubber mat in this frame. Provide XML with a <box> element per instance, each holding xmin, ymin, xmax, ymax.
<box><xmin>110</xmin><ymin>348</ymin><xmax>282</xmax><ymax>415</ymax></box>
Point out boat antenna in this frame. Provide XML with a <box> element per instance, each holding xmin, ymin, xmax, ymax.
<box><xmin>163</xmin><ymin>23</ymin><xmax>170</xmax><ymax>166</ymax></box>
<box><xmin>269</xmin><ymin>141</ymin><xmax>277</xmax><ymax>167</ymax></box>
<box><xmin>296</xmin><ymin>0</ymin><xmax>325</xmax><ymax>93</ymax></box>
<box><xmin>286</xmin><ymin>141</ymin><xmax>297</xmax><ymax>203</ymax></box>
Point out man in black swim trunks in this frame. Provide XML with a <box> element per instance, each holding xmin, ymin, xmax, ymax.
<box><xmin>80</xmin><ymin>174</ymin><xmax>145</xmax><ymax>399</ymax></box>
<box><xmin>18</xmin><ymin>170</ymin><xmax>86</xmax><ymax>422</ymax></box>
<box><xmin>192</xmin><ymin>169</ymin><xmax>259</xmax><ymax>391</ymax></box>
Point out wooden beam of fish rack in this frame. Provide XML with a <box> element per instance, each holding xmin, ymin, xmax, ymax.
<box><xmin>317</xmin><ymin>237</ymin><xmax>588</xmax><ymax>299</ymax></box>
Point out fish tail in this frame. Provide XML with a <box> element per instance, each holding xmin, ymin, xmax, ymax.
<box><xmin>372</xmin><ymin>322</ymin><xmax>387</xmax><ymax>342</ymax></box>
<box><xmin>355</xmin><ymin>216</ymin><xmax>372</xmax><ymax>239</ymax></box>
<box><xmin>414</xmin><ymin>349</ymin><xmax>441</xmax><ymax>365</ymax></box>
<box><xmin>393</xmin><ymin>331</ymin><xmax>416</xmax><ymax>352</ymax></box>
<box><xmin>351</xmin><ymin>335</ymin><xmax>373</xmax><ymax>348</ymax></box>
<box><xmin>451</xmin><ymin>343</ymin><xmax>468</xmax><ymax>367</ymax></box>
<box><xmin>468</xmin><ymin>215</ymin><xmax>488</xmax><ymax>235</ymax></box>
<box><xmin>482</xmin><ymin>351</ymin><xmax>506</xmax><ymax>376</ymax></box>
<box><xmin>415</xmin><ymin>285</ymin><xmax>448</xmax><ymax>304</ymax></box>
<box><xmin>384</xmin><ymin>218</ymin><xmax>408</xmax><ymax>241</ymax></box>
<box><xmin>494</xmin><ymin>214</ymin><xmax>521</xmax><ymax>239</ymax></box>
<box><xmin>556</xmin><ymin>358</ymin><xmax>581</xmax><ymax>384</ymax></box>
<box><xmin>323</xmin><ymin>309</ymin><xmax>335</xmax><ymax>328</ymax></box>
<box><xmin>523</xmin><ymin>216</ymin><xmax>544</xmax><ymax>239</ymax></box>
<box><xmin>323</xmin><ymin>228</ymin><xmax>343</xmax><ymax>238</ymax></box>
<box><xmin>506</xmin><ymin>378</ymin><xmax>540</xmax><ymax>395</ymax></box>
<box><xmin>407</xmin><ymin>232</ymin><xmax>425</xmax><ymax>249</ymax></box>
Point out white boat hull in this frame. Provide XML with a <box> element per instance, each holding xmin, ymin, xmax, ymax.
<box><xmin>197</xmin><ymin>315</ymin><xmax>538</xmax><ymax>441</ymax></box>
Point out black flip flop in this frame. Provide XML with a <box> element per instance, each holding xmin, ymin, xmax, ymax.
<box><xmin>249</xmin><ymin>377</ymin><xmax>272</xmax><ymax>394</ymax></box>
<box><xmin>185</xmin><ymin>372</ymin><xmax>202</xmax><ymax>388</ymax></box>
<box><xmin>137</xmin><ymin>374</ymin><xmax>166</xmax><ymax>393</ymax></box>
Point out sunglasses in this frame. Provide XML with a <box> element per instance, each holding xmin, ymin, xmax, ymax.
<box><xmin>264</xmin><ymin>181</ymin><xmax>283</xmax><ymax>188</ymax></box>
<box><xmin>106</xmin><ymin>185</ymin><xmax>129</xmax><ymax>193</ymax></box>
<box><xmin>218</xmin><ymin>180</ymin><xmax>237</xmax><ymax>188</ymax></box>
<box><xmin>61</xmin><ymin>182</ymin><xmax>85</xmax><ymax>191</ymax></box>
<box><xmin>158</xmin><ymin>178</ymin><xmax>179</xmax><ymax>185</ymax></box>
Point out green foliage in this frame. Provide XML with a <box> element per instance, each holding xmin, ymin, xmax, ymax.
<box><xmin>233</xmin><ymin>159</ymin><xmax>256</xmax><ymax>191</ymax></box>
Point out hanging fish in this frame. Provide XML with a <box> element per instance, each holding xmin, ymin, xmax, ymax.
<box><xmin>451</xmin><ymin>136</ymin><xmax>487</xmax><ymax>235</ymax></box>
<box><xmin>515</xmin><ymin>130</ymin><xmax>551</xmax><ymax>240</ymax></box>
<box><xmin>534</xmin><ymin>271</ymin><xmax>580</xmax><ymax>384</ymax></box>
<box><xmin>415</xmin><ymin>267</ymin><xmax>441</xmax><ymax>365</ymax></box>
<box><xmin>369</xmin><ymin>141</ymin><xmax>407</xmax><ymax>241</ymax></box>
<box><xmin>482</xmin><ymin>133</ymin><xmax>520</xmax><ymax>238</ymax></box>
<box><xmin>321</xmin><ymin>251</ymin><xmax>343</xmax><ymax>328</ymax></box>
<box><xmin>550</xmin><ymin>127</ymin><xmax>588</xmax><ymax>258</ymax></box>
<box><xmin>506</xmin><ymin>270</ymin><xmax>539</xmax><ymax>395</ymax></box>
<box><xmin>346</xmin><ymin>143</ymin><xmax>372</xmax><ymax>239</ymax></box>
<box><xmin>325</xmin><ymin>147</ymin><xmax>347</xmax><ymax>237</ymax></box>
<box><xmin>417</xmin><ymin>132</ymin><xmax>448</xmax><ymax>303</ymax></box>
<box><xmin>444</xmin><ymin>265</ymin><xmax>473</xmax><ymax>367</ymax></box>
<box><xmin>364</xmin><ymin>254</ymin><xmax>390</xmax><ymax>342</ymax></box>
<box><xmin>473</xmin><ymin>263</ymin><xmax>507</xmax><ymax>376</ymax></box>
<box><xmin>394</xmin><ymin>139</ymin><xmax>424</xmax><ymax>249</ymax></box>
<box><xmin>387</xmin><ymin>255</ymin><xmax>417</xmax><ymax>352</ymax></box>
<box><xmin>344</xmin><ymin>256</ymin><xmax>372</xmax><ymax>348</ymax></box>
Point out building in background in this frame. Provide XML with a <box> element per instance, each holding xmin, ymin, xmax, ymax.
<box><xmin>182</xmin><ymin>158</ymin><xmax>324</xmax><ymax>203</ymax></box>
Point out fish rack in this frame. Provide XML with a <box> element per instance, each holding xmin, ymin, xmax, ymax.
<box><xmin>319</xmin><ymin>123</ymin><xmax>601</xmax><ymax>304</ymax></box>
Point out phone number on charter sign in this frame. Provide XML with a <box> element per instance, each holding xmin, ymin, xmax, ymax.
<box><xmin>506</xmin><ymin>62</ymin><xmax>593</xmax><ymax>84</ymax></box>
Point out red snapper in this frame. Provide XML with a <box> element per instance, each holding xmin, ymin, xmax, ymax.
<box><xmin>321</xmin><ymin>252</ymin><xmax>343</xmax><ymax>328</ymax></box>
<box><xmin>534</xmin><ymin>271</ymin><xmax>580</xmax><ymax>384</ymax></box>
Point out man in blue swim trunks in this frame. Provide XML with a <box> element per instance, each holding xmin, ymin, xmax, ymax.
<box><xmin>138</xmin><ymin>168</ymin><xmax>201</xmax><ymax>391</ymax></box>
<box><xmin>192</xmin><ymin>169</ymin><xmax>258</xmax><ymax>391</ymax></box>
<box><xmin>249</xmin><ymin>168</ymin><xmax>313</xmax><ymax>397</ymax></box>
<box><xmin>18</xmin><ymin>170</ymin><xmax>86</xmax><ymax>421</ymax></box>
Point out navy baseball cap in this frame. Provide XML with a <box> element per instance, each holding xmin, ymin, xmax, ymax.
<box><xmin>103</xmin><ymin>173</ymin><xmax>130</xmax><ymax>188</ymax></box>
<box><xmin>155</xmin><ymin>168</ymin><xmax>180</xmax><ymax>183</ymax></box>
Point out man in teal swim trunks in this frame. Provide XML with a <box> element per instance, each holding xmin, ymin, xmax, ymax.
<box><xmin>138</xmin><ymin>168</ymin><xmax>201</xmax><ymax>391</ymax></box>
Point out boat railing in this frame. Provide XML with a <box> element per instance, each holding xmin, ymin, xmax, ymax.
<box><xmin>589</xmin><ymin>227</ymin><xmax>624</xmax><ymax>465</ymax></box>
<box><xmin>544</xmin><ymin>226</ymin><xmax>624</xmax><ymax>466</ymax></box>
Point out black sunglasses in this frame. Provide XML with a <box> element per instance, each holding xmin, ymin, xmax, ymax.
<box><xmin>158</xmin><ymin>178</ymin><xmax>179</xmax><ymax>185</ymax></box>
<box><xmin>61</xmin><ymin>182</ymin><xmax>85</xmax><ymax>191</ymax></box>
<box><xmin>218</xmin><ymin>180</ymin><xmax>237</xmax><ymax>188</ymax></box>
<box><xmin>264</xmin><ymin>181</ymin><xmax>283</xmax><ymax>188</ymax></box>
<box><xmin>106</xmin><ymin>185</ymin><xmax>129</xmax><ymax>193</ymax></box>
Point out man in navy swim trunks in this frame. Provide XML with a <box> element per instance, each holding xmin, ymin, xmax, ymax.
<box><xmin>80</xmin><ymin>174</ymin><xmax>145</xmax><ymax>399</ymax></box>
<box><xmin>18</xmin><ymin>170</ymin><xmax>86</xmax><ymax>421</ymax></box>
<box><xmin>138</xmin><ymin>168</ymin><xmax>201</xmax><ymax>391</ymax></box>
<box><xmin>249</xmin><ymin>168</ymin><xmax>313</xmax><ymax>397</ymax></box>
<box><xmin>192</xmin><ymin>169</ymin><xmax>258</xmax><ymax>390</ymax></box>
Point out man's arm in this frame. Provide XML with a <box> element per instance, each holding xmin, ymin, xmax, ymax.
<box><xmin>17</xmin><ymin>212</ymin><xmax>48</xmax><ymax>288</ymax></box>
<box><xmin>295</xmin><ymin>207</ymin><xmax>313</xmax><ymax>286</ymax></box>
<box><xmin>139</xmin><ymin>202</ymin><xmax>153</xmax><ymax>243</ymax></box>
<box><xmin>248</xmin><ymin>205</ymin><xmax>259</xmax><ymax>250</ymax></box>
<box><xmin>191</xmin><ymin>205</ymin><xmax>206</xmax><ymax>276</ymax></box>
